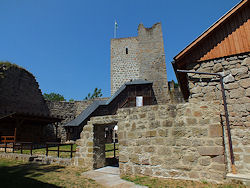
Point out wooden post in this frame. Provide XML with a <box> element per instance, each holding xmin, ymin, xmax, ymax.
<box><xmin>57</xmin><ymin>144</ymin><xmax>60</xmax><ymax>158</ymax></box>
<box><xmin>14</xmin><ymin>128</ymin><xmax>17</xmax><ymax>143</ymax></box>
<box><xmin>46</xmin><ymin>144</ymin><xmax>48</xmax><ymax>156</ymax></box>
<box><xmin>5</xmin><ymin>142</ymin><xmax>7</xmax><ymax>153</ymax></box>
<box><xmin>13</xmin><ymin>143</ymin><xmax>15</xmax><ymax>153</ymax></box>
<box><xmin>30</xmin><ymin>143</ymin><xmax>33</xmax><ymax>156</ymax></box>
<box><xmin>70</xmin><ymin>144</ymin><xmax>73</xmax><ymax>158</ymax></box>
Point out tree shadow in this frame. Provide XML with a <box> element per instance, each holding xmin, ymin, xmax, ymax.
<box><xmin>0</xmin><ymin>161</ymin><xmax>65</xmax><ymax>187</ymax></box>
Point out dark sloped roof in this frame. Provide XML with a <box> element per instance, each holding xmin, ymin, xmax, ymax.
<box><xmin>65</xmin><ymin>79</ymin><xmax>152</xmax><ymax>127</ymax></box>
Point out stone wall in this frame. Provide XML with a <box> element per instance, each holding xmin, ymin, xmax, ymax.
<box><xmin>75</xmin><ymin>101</ymin><xmax>228</xmax><ymax>183</ymax></box>
<box><xmin>138</xmin><ymin>23</ymin><xmax>169</xmax><ymax>104</ymax></box>
<box><xmin>0</xmin><ymin>63</ymin><xmax>49</xmax><ymax>116</ymax></box>
<box><xmin>46</xmin><ymin>98</ymin><xmax>108</xmax><ymax>142</ymax></box>
<box><xmin>185</xmin><ymin>53</ymin><xmax>250</xmax><ymax>175</ymax></box>
<box><xmin>111</xmin><ymin>37</ymin><xmax>139</xmax><ymax>95</ymax></box>
<box><xmin>118</xmin><ymin>103</ymin><xmax>225</xmax><ymax>183</ymax></box>
<box><xmin>110</xmin><ymin>23</ymin><xmax>169</xmax><ymax>104</ymax></box>
<box><xmin>74</xmin><ymin>115</ymin><xmax>118</xmax><ymax>169</ymax></box>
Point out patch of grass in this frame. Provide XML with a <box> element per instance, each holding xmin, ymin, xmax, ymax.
<box><xmin>105</xmin><ymin>143</ymin><xmax>119</xmax><ymax>158</ymax></box>
<box><xmin>121</xmin><ymin>175</ymin><xmax>246</xmax><ymax>188</ymax></box>
<box><xmin>0</xmin><ymin>158</ymin><xmax>102</xmax><ymax>188</ymax></box>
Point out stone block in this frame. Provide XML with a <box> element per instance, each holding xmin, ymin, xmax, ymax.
<box><xmin>146</xmin><ymin>130</ymin><xmax>157</xmax><ymax>137</ymax></box>
<box><xmin>246</xmin><ymin>88</ymin><xmax>250</xmax><ymax>97</ymax></box>
<box><xmin>244</xmin><ymin>155</ymin><xmax>250</xmax><ymax>163</ymax></box>
<box><xmin>119</xmin><ymin>154</ymin><xmax>129</xmax><ymax>162</ymax></box>
<box><xmin>183</xmin><ymin>153</ymin><xmax>198</xmax><ymax>163</ymax></box>
<box><xmin>129</xmin><ymin>154</ymin><xmax>140</xmax><ymax>164</ymax></box>
<box><xmin>210</xmin><ymin>164</ymin><xmax>225</xmax><ymax>172</ymax></box>
<box><xmin>230</xmin><ymin>88</ymin><xmax>245</xmax><ymax>99</ymax></box>
<box><xmin>198</xmin><ymin>146</ymin><xmax>224</xmax><ymax>156</ymax></box>
<box><xmin>212</xmin><ymin>155</ymin><xmax>224</xmax><ymax>164</ymax></box>
<box><xmin>199</xmin><ymin>156</ymin><xmax>211</xmax><ymax>166</ymax></box>
<box><xmin>143</xmin><ymin>146</ymin><xmax>155</xmax><ymax>153</ymax></box>
<box><xmin>158</xmin><ymin>129</ymin><xmax>168</xmax><ymax>137</ymax></box>
<box><xmin>87</xmin><ymin>142</ymin><xmax>93</xmax><ymax>147</ymax></box>
<box><xmin>209</xmin><ymin>124</ymin><xmax>222</xmax><ymax>137</ymax></box>
<box><xmin>186</xmin><ymin>118</ymin><xmax>197</xmax><ymax>126</ymax></box>
<box><xmin>150</xmin><ymin>156</ymin><xmax>163</xmax><ymax>166</ymax></box>
<box><xmin>224</xmin><ymin>74</ymin><xmax>234</xmax><ymax>83</ymax></box>
<box><xmin>189</xmin><ymin>171</ymin><xmax>199</xmax><ymax>179</ymax></box>
<box><xmin>161</xmin><ymin>119</ymin><xmax>173</xmax><ymax>127</ymax></box>
<box><xmin>213</xmin><ymin>63</ymin><xmax>223</xmax><ymax>72</ymax></box>
<box><xmin>239</xmin><ymin>78</ymin><xmax>250</xmax><ymax>88</ymax></box>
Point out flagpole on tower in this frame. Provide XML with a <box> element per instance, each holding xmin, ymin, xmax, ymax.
<box><xmin>114</xmin><ymin>20</ymin><xmax>118</xmax><ymax>38</ymax></box>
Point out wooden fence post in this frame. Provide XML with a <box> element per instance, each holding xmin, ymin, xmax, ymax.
<box><xmin>46</xmin><ymin>144</ymin><xmax>48</xmax><ymax>156</ymax></box>
<box><xmin>70</xmin><ymin>144</ymin><xmax>73</xmax><ymax>158</ymax></box>
<box><xmin>57</xmin><ymin>144</ymin><xmax>60</xmax><ymax>158</ymax></box>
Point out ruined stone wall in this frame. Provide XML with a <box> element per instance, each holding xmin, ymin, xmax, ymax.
<box><xmin>0</xmin><ymin>64</ymin><xmax>49</xmax><ymax>116</ymax></box>
<box><xmin>111</xmin><ymin>37</ymin><xmax>139</xmax><ymax>95</ymax></box>
<box><xmin>110</xmin><ymin>23</ymin><xmax>169</xmax><ymax>104</ymax></box>
<box><xmin>186</xmin><ymin>53</ymin><xmax>250</xmax><ymax>175</ymax></box>
<box><xmin>75</xmin><ymin>101</ymin><xmax>227</xmax><ymax>183</ymax></box>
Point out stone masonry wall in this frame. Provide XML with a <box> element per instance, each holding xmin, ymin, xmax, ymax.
<box><xmin>110</xmin><ymin>23</ymin><xmax>169</xmax><ymax>104</ymax></box>
<box><xmin>75</xmin><ymin>101</ymin><xmax>227</xmax><ymax>183</ymax></box>
<box><xmin>46</xmin><ymin>98</ymin><xmax>108</xmax><ymax>142</ymax></box>
<box><xmin>118</xmin><ymin>103</ymin><xmax>225</xmax><ymax>183</ymax></box>
<box><xmin>138</xmin><ymin>23</ymin><xmax>169</xmax><ymax>104</ymax></box>
<box><xmin>186</xmin><ymin>53</ymin><xmax>250</xmax><ymax>175</ymax></box>
<box><xmin>111</xmin><ymin>37</ymin><xmax>139</xmax><ymax>95</ymax></box>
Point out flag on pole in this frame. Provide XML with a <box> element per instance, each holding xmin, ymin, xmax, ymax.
<box><xmin>114</xmin><ymin>20</ymin><xmax>118</xmax><ymax>38</ymax></box>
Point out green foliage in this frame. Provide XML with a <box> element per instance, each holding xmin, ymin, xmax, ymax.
<box><xmin>85</xmin><ymin>88</ymin><xmax>103</xmax><ymax>100</ymax></box>
<box><xmin>69</xmin><ymin>98</ymin><xmax>75</xmax><ymax>102</ymax></box>
<box><xmin>43</xmin><ymin>92</ymin><xmax>65</xmax><ymax>102</ymax></box>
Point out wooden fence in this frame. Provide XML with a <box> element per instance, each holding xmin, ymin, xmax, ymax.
<box><xmin>0</xmin><ymin>141</ymin><xmax>75</xmax><ymax>158</ymax></box>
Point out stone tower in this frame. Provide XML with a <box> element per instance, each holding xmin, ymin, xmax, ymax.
<box><xmin>110</xmin><ymin>23</ymin><xmax>169</xmax><ymax>104</ymax></box>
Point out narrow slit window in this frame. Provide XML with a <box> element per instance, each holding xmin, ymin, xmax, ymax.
<box><xmin>126</xmin><ymin>48</ymin><xmax>128</xmax><ymax>54</ymax></box>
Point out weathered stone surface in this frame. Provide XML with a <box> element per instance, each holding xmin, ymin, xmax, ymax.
<box><xmin>213</xmin><ymin>63</ymin><xmax>223</xmax><ymax>72</ymax></box>
<box><xmin>224</xmin><ymin>74</ymin><xmax>235</xmax><ymax>83</ymax></box>
<box><xmin>198</xmin><ymin>146</ymin><xmax>224</xmax><ymax>156</ymax></box>
<box><xmin>239</xmin><ymin>78</ymin><xmax>250</xmax><ymax>88</ymax></box>
<box><xmin>209</xmin><ymin>124</ymin><xmax>222</xmax><ymax>137</ymax></box>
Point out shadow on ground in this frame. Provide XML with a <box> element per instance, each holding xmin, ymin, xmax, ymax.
<box><xmin>0</xmin><ymin>161</ymin><xmax>64</xmax><ymax>188</ymax></box>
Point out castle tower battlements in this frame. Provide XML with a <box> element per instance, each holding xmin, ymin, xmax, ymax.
<box><xmin>111</xmin><ymin>23</ymin><xmax>169</xmax><ymax>104</ymax></box>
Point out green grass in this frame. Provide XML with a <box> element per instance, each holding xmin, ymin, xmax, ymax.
<box><xmin>105</xmin><ymin>143</ymin><xmax>119</xmax><ymax>158</ymax></box>
<box><xmin>122</xmin><ymin>175</ymin><xmax>246</xmax><ymax>188</ymax></box>
<box><xmin>0</xmin><ymin>158</ymin><xmax>102</xmax><ymax>188</ymax></box>
<box><xmin>1</xmin><ymin>144</ymin><xmax>77</xmax><ymax>158</ymax></box>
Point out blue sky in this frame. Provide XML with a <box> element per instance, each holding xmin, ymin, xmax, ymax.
<box><xmin>0</xmin><ymin>0</ymin><xmax>240</xmax><ymax>100</ymax></box>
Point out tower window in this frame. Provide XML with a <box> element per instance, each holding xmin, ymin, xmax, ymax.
<box><xmin>126</xmin><ymin>48</ymin><xmax>128</xmax><ymax>54</ymax></box>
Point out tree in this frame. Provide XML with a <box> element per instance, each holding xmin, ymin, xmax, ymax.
<box><xmin>43</xmin><ymin>92</ymin><xmax>65</xmax><ymax>102</ymax></box>
<box><xmin>69</xmin><ymin>98</ymin><xmax>75</xmax><ymax>102</ymax></box>
<box><xmin>85</xmin><ymin>88</ymin><xmax>103</xmax><ymax>100</ymax></box>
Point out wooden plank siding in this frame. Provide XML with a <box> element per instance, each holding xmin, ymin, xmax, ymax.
<box><xmin>175</xmin><ymin>0</ymin><xmax>249</xmax><ymax>66</ymax></box>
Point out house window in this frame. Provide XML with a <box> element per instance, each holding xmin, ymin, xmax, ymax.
<box><xmin>126</xmin><ymin>48</ymin><xmax>128</xmax><ymax>54</ymax></box>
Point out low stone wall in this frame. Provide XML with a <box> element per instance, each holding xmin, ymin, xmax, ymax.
<box><xmin>75</xmin><ymin>101</ymin><xmax>228</xmax><ymax>183</ymax></box>
<box><xmin>118</xmin><ymin>102</ymin><xmax>225</xmax><ymax>183</ymax></box>
<box><xmin>0</xmin><ymin>153</ymin><xmax>73</xmax><ymax>166</ymax></box>
<box><xmin>186</xmin><ymin>53</ymin><xmax>250</xmax><ymax>175</ymax></box>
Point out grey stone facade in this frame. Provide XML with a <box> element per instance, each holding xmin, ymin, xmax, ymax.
<box><xmin>111</xmin><ymin>23</ymin><xmax>169</xmax><ymax>104</ymax></box>
<box><xmin>186</xmin><ymin>53</ymin><xmax>250</xmax><ymax>175</ymax></box>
